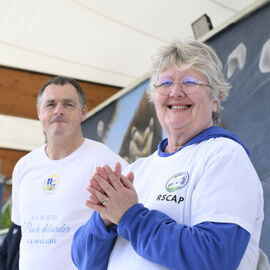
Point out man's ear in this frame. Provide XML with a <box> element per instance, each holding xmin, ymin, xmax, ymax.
<box><xmin>37</xmin><ymin>107</ymin><xmax>41</xmax><ymax>120</ymax></box>
<box><xmin>81</xmin><ymin>105</ymin><xmax>88</xmax><ymax>121</ymax></box>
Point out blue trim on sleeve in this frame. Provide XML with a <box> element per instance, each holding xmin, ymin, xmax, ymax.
<box><xmin>71</xmin><ymin>211</ymin><xmax>117</xmax><ymax>270</ymax></box>
<box><xmin>118</xmin><ymin>204</ymin><xmax>250</xmax><ymax>270</ymax></box>
<box><xmin>158</xmin><ymin>126</ymin><xmax>250</xmax><ymax>157</ymax></box>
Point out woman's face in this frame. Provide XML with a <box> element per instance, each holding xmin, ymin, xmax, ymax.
<box><xmin>154</xmin><ymin>65</ymin><xmax>219</xmax><ymax>142</ymax></box>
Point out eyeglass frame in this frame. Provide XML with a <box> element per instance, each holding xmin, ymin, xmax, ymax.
<box><xmin>153</xmin><ymin>75</ymin><xmax>212</xmax><ymax>95</ymax></box>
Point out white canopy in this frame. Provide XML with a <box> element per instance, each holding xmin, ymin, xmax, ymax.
<box><xmin>0</xmin><ymin>0</ymin><xmax>259</xmax><ymax>87</ymax></box>
<box><xmin>0</xmin><ymin>0</ymin><xmax>263</xmax><ymax>150</ymax></box>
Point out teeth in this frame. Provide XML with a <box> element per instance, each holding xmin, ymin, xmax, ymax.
<box><xmin>171</xmin><ymin>105</ymin><xmax>189</xmax><ymax>109</ymax></box>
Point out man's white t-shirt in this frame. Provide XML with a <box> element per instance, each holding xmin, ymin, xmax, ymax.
<box><xmin>12</xmin><ymin>138</ymin><xmax>127</xmax><ymax>270</ymax></box>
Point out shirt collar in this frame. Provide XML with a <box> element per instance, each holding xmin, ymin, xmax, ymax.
<box><xmin>158</xmin><ymin>126</ymin><xmax>249</xmax><ymax>157</ymax></box>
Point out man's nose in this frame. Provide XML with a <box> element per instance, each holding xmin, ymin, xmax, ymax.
<box><xmin>54</xmin><ymin>103</ymin><xmax>64</xmax><ymax>114</ymax></box>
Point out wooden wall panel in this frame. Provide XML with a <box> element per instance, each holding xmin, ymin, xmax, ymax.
<box><xmin>0</xmin><ymin>148</ymin><xmax>28</xmax><ymax>203</ymax></box>
<box><xmin>0</xmin><ymin>148</ymin><xmax>27</xmax><ymax>179</ymax></box>
<box><xmin>0</xmin><ymin>66</ymin><xmax>120</xmax><ymax>119</ymax></box>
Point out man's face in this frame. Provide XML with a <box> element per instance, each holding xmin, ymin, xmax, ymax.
<box><xmin>37</xmin><ymin>83</ymin><xmax>87</xmax><ymax>141</ymax></box>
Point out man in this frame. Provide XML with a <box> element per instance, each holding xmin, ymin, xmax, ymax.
<box><xmin>0</xmin><ymin>223</ymin><xmax>21</xmax><ymax>270</ymax></box>
<box><xmin>11</xmin><ymin>77</ymin><xmax>127</xmax><ymax>269</ymax></box>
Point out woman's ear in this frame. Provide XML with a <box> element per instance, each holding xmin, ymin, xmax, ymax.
<box><xmin>213</xmin><ymin>94</ymin><xmax>222</xmax><ymax>112</ymax></box>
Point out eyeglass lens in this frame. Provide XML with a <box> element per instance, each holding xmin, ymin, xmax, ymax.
<box><xmin>155</xmin><ymin>76</ymin><xmax>201</xmax><ymax>95</ymax></box>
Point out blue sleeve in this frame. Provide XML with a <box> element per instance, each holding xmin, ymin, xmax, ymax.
<box><xmin>118</xmin><ymin>204</ymin><xmax>250</xmax><ymax>270</ymax></box>
<box><xmin>71</xmin><ymin>211</ymin><xmax>118</xmax><ymax>270</ymax></box>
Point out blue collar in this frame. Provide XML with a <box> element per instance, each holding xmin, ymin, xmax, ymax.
<box><xmin>158</xmin><ymin>126</ymin><xmax>249</xmax><ymax>157</ymax></box>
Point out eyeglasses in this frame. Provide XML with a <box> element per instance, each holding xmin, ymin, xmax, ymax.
<box><xmin>153</xmin><ymin>75</ymin><xmax>212</xmax><ymax>95</ymax></box>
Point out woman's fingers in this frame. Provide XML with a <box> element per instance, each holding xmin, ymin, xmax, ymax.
<box><xmin>96</xmin><ymin>166</ymin><xmax>108</xmax><ymax>180</ymax></box>
<box><xmin>85</xmin><ymin>199</ymin><xmax>104</xmax><ymax>212</ymax></box>
<box><xmin>90</xmin><ymin>176</ymin><xmax>103</xmax><ymax>193</ymax></box>
<box><xmin>126</xmin><ymin>171</ymin><xmax>135</xmax><ymax>184</ymax></box>
<box><xmin>114</xmin><ymin>162</ymin><xmax>122</xmax><ymax>177</ymax></box>
<box><xmin>86</xmin><ymin>164</ymin><xmax>138</xmax><ymax>227</ymax></box>
<box><xmin>103</xmin><ymin>165</ymin><xmax>123</xmax><ymax>191</ymax></box>
<box><xmin>120</xmin><ymin>176</ymin><xmax>133</xmax><ymax>190</ymax></box>
<box><xmin>93</xmin><ymin>172</ymin><xmax>116</xmax><ymax>196</ymax></box>
<box><xmin>87</xmin><ymin>184</ymin><xmax>109</xmax><ymax>205</ymax></box>
<box><xmin>93</xmin><ymin>163</ymin><xmax>134</xmax><ymax>192</ymax></box>
<box><xmin>87</xmin><ymin>191</ymin><xmax>100</xmax><ymax>204</ymax></box>
<box><xmin>87</xmin><ymin>178</ymin><xmax>104</xmax><ymax>204</ymax></box>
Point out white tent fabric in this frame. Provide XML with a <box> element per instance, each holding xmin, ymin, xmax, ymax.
<box><xmin>0</xmin><ymin>0</ymin><xmax>264</xmax><ymax>151</ymax></box>
<box><xmin>0</xmin><ymin>0</ymin><xmax>258</xmax><ymax>87</ymax></box>
<box><xmin>0</xmin><ymin>114</ymin><xmax>44</xmax><ymax>151</ymax></box>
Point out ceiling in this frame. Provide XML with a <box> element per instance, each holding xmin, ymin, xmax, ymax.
<box><xmin>0</xmin><ymin>0</ymin><xmax>264</xmax><ymax>151</ymax></box>
<box><xmin>0</xmin><ymin>0</ymin><xmax>260</xmax><ymax>88</ymax></box>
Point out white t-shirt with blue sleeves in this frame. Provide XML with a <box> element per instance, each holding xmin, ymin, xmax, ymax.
<box><xmin>108</xmin><ymin>132</ymin><xmax>263</xmax><ymax>269</ymax></box>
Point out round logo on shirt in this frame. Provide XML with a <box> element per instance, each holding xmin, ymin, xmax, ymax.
<box><xmin>43</xmin><ymin>174</ymin><xmax>60</xmax><ymax>194</ymax></box>
<box><xmin>166</xmin><ymin>172</ymin><xmax>189</xmax><ymax>192</ymax></box>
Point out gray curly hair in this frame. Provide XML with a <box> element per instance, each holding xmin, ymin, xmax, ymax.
<box><xmin>147</xmin><ymin>39</ymin><xmax>231</xmax><ymax>113</ymax></box>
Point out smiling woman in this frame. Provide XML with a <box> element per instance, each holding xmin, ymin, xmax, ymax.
<box><xmin>148</xmin><ymin>40</ymin><xmax>231</xmax><ymax>123</ymax></box>
<box><xmin>153</xmin><ymin>65</ymin><xmax>219</xmax><ymax>153</ymax></box>
<box><xmin>71</xmin><ymin>39</ymin><xmax>264</xmax><ymax>270</ymax></box>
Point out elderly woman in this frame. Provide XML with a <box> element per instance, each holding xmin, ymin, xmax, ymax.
<box><xmin>71</xmin><ymin>40</ymin><xmax>264</xmax><ymax>270</ymax></box>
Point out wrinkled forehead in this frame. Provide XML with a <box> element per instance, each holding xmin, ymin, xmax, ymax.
<box><xmin>161</xmin><ymin>58</ymin><xmax>192</xmax><ymax>71</ymax></box>
<box><xmin>157</xmin><ymin>62</ymin><xmax>192</xmax><ymax>78</ymax></box>
<box><xmin>157</xmin><ymin>64</ymin><xmax>208</xmax><ymax>80</ymax></box>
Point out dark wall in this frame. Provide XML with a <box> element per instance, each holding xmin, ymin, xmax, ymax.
<box><xmin>207</xmin><ymin>2</ymin><xmax>270</xmax><ymax>257</ymax></box>
<box><xmin>82</xmin><ymin>79</ymin><xmax>163</xmax><ymax>163</ymax></box>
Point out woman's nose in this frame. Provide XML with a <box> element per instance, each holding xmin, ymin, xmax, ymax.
<box><xmin>170</xmin><ymin>82</ymin><xmax>186</xmax><ymax>97</ymax></box>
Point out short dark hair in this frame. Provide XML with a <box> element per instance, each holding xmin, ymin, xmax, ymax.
<box><xmin>37</xmin><ymin>76</ymin><xmax>86</xmax><ymax>109</ymax></box>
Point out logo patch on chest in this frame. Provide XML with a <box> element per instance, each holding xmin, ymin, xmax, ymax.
<box><xmin>43</xmin><ymin>174</ymin><xmax>60</xmax><ymax>194</ymax></box>
<box><xmin>165</xmin><ymin>172</ymin><xmax>189</xmax><ymax>192</ymax></box>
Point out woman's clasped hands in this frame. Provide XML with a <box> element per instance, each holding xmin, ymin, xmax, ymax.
<box><xmin>86</xmin><ymin>162</ymin><xmax>138</xmax><ymax>226</ymax></box>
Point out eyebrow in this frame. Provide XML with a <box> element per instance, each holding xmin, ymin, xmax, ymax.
<box><xmin>45</xmin><ymin>98</ymin><xmax>76</xmax><ymax>103</ymax></box>
<box><xmin>157</xmin><ymin>76</ymin><xmax>173</xmax><ymax>81</ymax></box>
<box><xmin>44</xmin><ymin>98</ymin><xmax>77</xmax><ymax>106</ymax></box>
<box><xmin>63</xmin><ymin>99</ymin><xmax>76</xmax><ymax>104</ymax></box>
